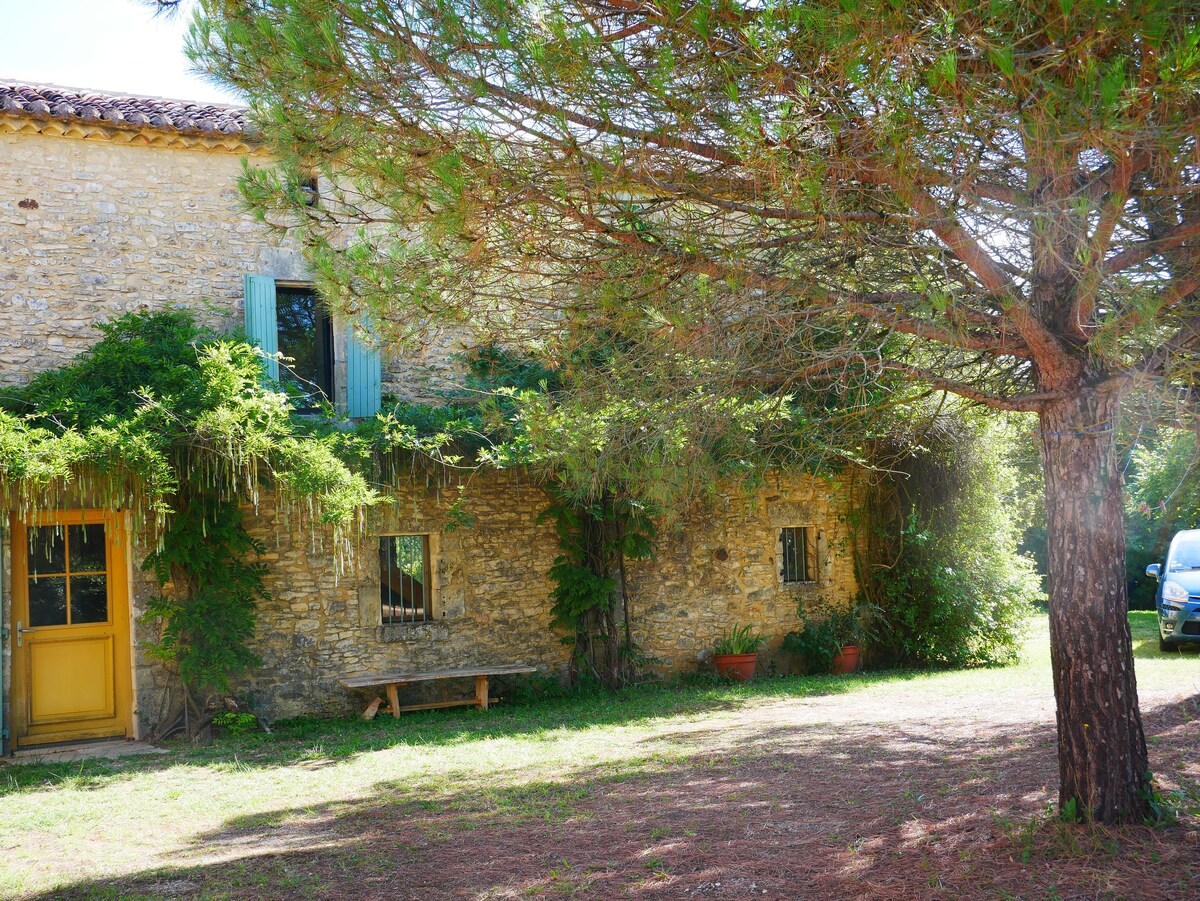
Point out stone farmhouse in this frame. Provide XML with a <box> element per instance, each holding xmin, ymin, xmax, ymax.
<box><xmin>0</xmin><ymin>82</ymin><xmax>857</xmax><ymax>751</ymax></box>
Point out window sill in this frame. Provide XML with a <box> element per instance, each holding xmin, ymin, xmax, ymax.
<box><xmin>377</xmin><ymin>621</ymin><xmax>449</xmax><ymax>643</ymax></box>
<box><xmin>782</xmin><ymin>580</ymin><xmax>820</xmax><ymax>588</ymax></box>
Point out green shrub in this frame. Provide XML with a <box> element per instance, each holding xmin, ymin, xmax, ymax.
<box><xmin>212</xmin><ymin>711</ymin><xmax>260</xmax><ymax>736</ymax></box>
<box><xmin>865</xmin><ymin>413</ymin><xmax>1042</xmax><ymax>668</ymax></box>
<box><xmin>783</xmin><ymin>603</ymin><xmax>880</xmax><ymax>673</ymax></box>
<box><xmin>142</xmin><ymin>494</ymin><xmax>267</xmax><ymax>694</ymax></box>
<box><xmin>783</xmin><ymin>616</ymin><xmax>840</xmax><ymax>674</ymax></box>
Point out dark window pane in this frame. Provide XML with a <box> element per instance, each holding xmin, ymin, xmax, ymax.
<box><xmin>29</xmin><ymin>576</ymin><xmax>68</xmax><ymax>626</ymax></box>
<box><xmin>70</xmin><ymin>575</ymin><xmax>109</xmax><ymax>624</ymax></box>
<box><xmin>781</xmin><ymin>527</ymin><xmax>809</xmax><ymax>582</ymax></box>
<box><xmin>276</xmin><ymin>288</ymin><xmax>333</xmax><ymax>406</ymax></box>
<box><xmin>69</xmin><ymin>524</ymin><xmax>107</xmax><ymax>573</ymax></box>
<box><xmin>28</xmin><ymin>526</ymin><xmax>66</xmax><ymax>576</ymax></box>
<box><xmin>380</xmin><ymin>535</ymin><xmax>429</xmax><ymax>623</ymax></box>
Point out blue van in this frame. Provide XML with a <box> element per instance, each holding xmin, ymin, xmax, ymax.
<box><xmin>1145</xmin><ymin>529</ymin><xmax>1200</xmax><ymax>651</ymax></box>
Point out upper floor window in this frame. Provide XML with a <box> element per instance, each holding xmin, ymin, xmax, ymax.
<box><xmin>244</xmin><ymin>274</ymin><xmax>382</xmax><ymax>417</ymax></box>
<box><xmin>780</xmin><ymin>526</ymin><xmax>818</xmax><ymax>583</ymax></box>
<box><xmin>275</xmin><ymin>286</ymin><xmax>333</xmax><ymax>408</ymax></box>
<box><xmin>300</xmin><ymin>175</ymin><xmax>319</xmax><ymax>207</ymax></box>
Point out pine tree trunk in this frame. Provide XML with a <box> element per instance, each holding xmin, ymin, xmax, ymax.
<box><xmin>1040</xmin><ymin>387</ymin><xmax>1149</xmax><ymax>823</ymax></box>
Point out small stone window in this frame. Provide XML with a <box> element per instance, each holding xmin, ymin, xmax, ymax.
<box><xmin>780</xmin><ymin>526</ymin><xmax>818</xmax><ymax>584</ymax></box>
<box><xmin>380</xmin><ymin>534</ymin><xmax>432</xmax><ymax>624</ymax></box>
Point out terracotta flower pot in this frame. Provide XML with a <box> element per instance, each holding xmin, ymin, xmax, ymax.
<box><xmin>713</xmin><ymin>652</ymin><xmax>758</xmax><ymax>681</ymax></box>
<box><xmin>831</xmin><ymin>644</ymin><xmax>860</xmax><ymax>674</ymax></box>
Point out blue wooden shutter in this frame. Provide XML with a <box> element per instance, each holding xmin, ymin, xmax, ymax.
<box><xmin>345</xmin><ymin>315</ymin><xmax>382</xmax><ymax>417</ymax></box>
<box><xmin>243</xmin><ymin>274</ymin><xmax>279</xmax><ymax>381</ymax></box>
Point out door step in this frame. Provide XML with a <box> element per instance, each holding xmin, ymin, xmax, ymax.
<box><xmin>8</xmin><ymin>738</ymin><xmax>164</xmax><ymax>763</ymax></box>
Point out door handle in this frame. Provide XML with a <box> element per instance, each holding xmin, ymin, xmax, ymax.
<box><xmin>16</xmin><ymin>620</ymin><xmax>35</xmax><ymax>647</ymax></box>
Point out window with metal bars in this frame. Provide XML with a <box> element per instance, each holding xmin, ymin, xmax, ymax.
<box><xmin>780</xmin><ymin>526</ymin><xmax>818</xmax><ymax>583</ymax></box>
<box><xmin>380</xmin><ymin>535</ymin><xmax>432</xmax><ymax>624</ymax></box>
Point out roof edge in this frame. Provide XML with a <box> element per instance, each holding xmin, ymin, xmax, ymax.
<box><xmin>0</xmin><ymin>80</ymin><xmax>260</xmax><ymax>150</ymax></box>
<box><xmin>0</xmin><ymin>115</ymin><xmax>264</xmax><ymax>155</ymax></box>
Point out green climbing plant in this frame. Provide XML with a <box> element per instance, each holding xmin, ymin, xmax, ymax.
<box><xmin>540</xmin><ymin>494</ymin><xmax>657</xmax><ymax>687</ymax></box>
<box><xmin>0</xmin><ymin>310</ymin><xmax>385</xmax><ymax>736</ymax></box>
<box><xmin>141</xmin><ymin>493</ymin><xmax>267</xmax><ymax>695</ymax></box>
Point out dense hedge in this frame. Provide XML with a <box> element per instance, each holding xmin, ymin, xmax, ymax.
<box><xmin>860</xmin><ymin>412</ymin><xmax>1043</xmax><ymax>668</ymax></box>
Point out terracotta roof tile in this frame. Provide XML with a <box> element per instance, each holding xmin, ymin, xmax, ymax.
<box><xmin>0</xmin><ymin>81</ymin><xmax>253</xmax><ymax>138</ymax></box>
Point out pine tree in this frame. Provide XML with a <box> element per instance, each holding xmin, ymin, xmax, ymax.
<box><xmin>188</xmin><ymin>0</ymin><xmax>1200</xmax><ymax>822</ymax></box>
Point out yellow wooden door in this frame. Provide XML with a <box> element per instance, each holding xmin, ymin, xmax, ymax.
<box><xmin>11</xmin><ymin>511</ymin><xmax>132</xmax><ymax>747</ymax></box>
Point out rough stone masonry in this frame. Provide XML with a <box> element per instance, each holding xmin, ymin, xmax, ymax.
<box><xmin>0</xmin><ymin>87</ymin><xmax>857</xmax><ymax>730</ymax></box>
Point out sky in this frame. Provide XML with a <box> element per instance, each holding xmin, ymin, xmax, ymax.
<box><xmin>0</xmin><ymin>1</ymin><xmax>240</xmax><ymax>103</ymax></box>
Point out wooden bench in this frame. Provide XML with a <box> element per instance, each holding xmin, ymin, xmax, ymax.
<box><xmin>338</xmin><ymin>664</ymin><xmax>537</xmax><ymax>718</ymax></box>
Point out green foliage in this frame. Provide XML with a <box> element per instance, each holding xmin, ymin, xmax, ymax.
<box><xmin>875</xmin><ymin>515</ymin><xmax>1033</xmax><ymax>667</ymax></box>
<box><xmin>490</xmin><ymin>367</ymin><xmax>792</xmax><ymax>516</ymax></box>
<box><xmin>783</xmin><ymin>615</ymin><xmax>841</xmax><ymax>675</ymax></box>
<box><xmin>1059</xmin><ymin>796</ymin><xmax>1080</xmax><ymax>825</ymax></box>
<box><xmin>546</xmin><ymin>555</ymin><xmax>617</xmax><ymax>632</ymax></box>
<box><xmin>1</xmin><ymin>310</ymin><xmax>380</xmax><ymax>530</ymax></box>
<box><xmin>1124</xmin><ymin>427</ymin><xmax>1200</xmax><ymax>608</ymax></box>
<box><xmin>539</xmin><ymin>494</ymin><xmax>656</xmax><ymax>686</ymax></box>
<box><xmin>783</xmin><ymin>603</ymin><xmax>879</xmax><ymax>673</ymax></box>
<box><xmin>212</xmin><ymin>711</ymin><xmax>261</xmax><ymax>736</ymax></box>
<box><xmin>1140</xmin><ymin>771</ymin><xmax>1188</xmax><ymax>827</ymax></box>
<box><xmin>357</xmin><ymin>343</ymin><xmax>564</xmax><ymax>474</ymax></box>
<box><xmin>867</xmin><ymin>414</ymin><xmax>1042</xmax><ymax>669</ymax></box>
<box><xmin>712</xmin><ymin>624</ymin><xmax>766</xmax><ymax>656</ymax></box>
<box><xmin>0</xmin><ymin>310</ymin><xmax>386</xmax><ymax>704</ymax></box>
<box><xmin>541</xmin><ymin>497</ymin><xmax>654</xmax><ymax>635</ymax></box>
<box><xmin>142</xmin><ymin>494</ymin><xmax>266</xmax><ymax>693</ymax></box>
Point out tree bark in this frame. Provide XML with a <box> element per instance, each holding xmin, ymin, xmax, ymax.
<box><xmin>571</xmin><ymin>503</ymin><xmax>633</xmax><ymax>689</ymax></box>
<box><xmin>1040</xmin><ymin>386</ymin><xmax>1149</xmax><ymax>823</ymax></box>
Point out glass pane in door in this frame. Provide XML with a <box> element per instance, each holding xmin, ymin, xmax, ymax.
<box><xmin>29</xmin><ymin>576</ymin><xmax>68</xmax><ymax>626</ymax></box>
<box><xmin>70</xmin><ymin>575</ymin><xmax>109</xmax><ymax>624</ymax></box>
<box><xmin>68</xmin><ymin>524</ymin><xmax>107</xmax><ymax>572</ymax></box>
<box><xmin>28</xmin><ymin>527</ymin><xmax>66</xmax><ymax>576</ymax></box>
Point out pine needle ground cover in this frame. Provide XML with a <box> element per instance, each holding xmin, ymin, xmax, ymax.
<box><xmin>1</xmin><ymin>614</ymin><xmax>1196</xmax><ymax>901</ymax></box>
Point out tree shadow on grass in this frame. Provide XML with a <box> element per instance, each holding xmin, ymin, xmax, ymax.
<box><xmin>0</xmin><ymin>670</ymin><xmax>909</xmax><ymax>797</ymax></box>
<box><xmin>23</xmin><ymin>695</ymin><xmax>1200</xmax><ymax>901</ymax></box>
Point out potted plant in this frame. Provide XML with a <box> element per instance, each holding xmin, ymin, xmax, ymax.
<box><xmin>712</xmin><ymin>624</ymin><xmax>767</xmax><ymax>680</ymax></box>
<box><xmin>783</xmin><ymin>612</ymin><xmax>840</xmax><ymax>674</ymax></box>
<box><xmin>784</xmin><ymin>603</ymin><xmax>880</xmax><ymax>675</ymax></box>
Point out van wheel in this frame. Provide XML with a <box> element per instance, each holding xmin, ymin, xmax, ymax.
<box><xmin>1160</xmin><ymin>636</ymin><xmax>1175</xmax><ymax>653</ymax></box>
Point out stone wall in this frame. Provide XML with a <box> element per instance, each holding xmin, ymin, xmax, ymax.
<box><xmin>122</xmin><ymin>467</ymin><xmax>856</xmax><ymax>726</ymax></box>
<box><xmin>629</xmin><ymin>471</ymin><xmax>858</xmax><ymax>676</ymax></box>
<box><xmin>0</xmin><ymin>128</ymin><xmax>449</xmax><ymax>401</ymax></box>
<box><xmin>0</xmin><ymin>124</ymin><xmax>860</xmax><ymax>736</ymax></box>
<box><xmin>227</xmin><ymin>470</ymin><xmax>569</xmax><ymax>721</ymax></box>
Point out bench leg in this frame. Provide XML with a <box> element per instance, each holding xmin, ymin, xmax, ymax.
<box><xmin>386</xmin><ymin>683</ymin><xmax>401</xmax><ymax>719</ymax></box>
<box><xmin>475</xmin><ymin>675</ymin><xmax>489</xmax><ymax>711</ymax></box>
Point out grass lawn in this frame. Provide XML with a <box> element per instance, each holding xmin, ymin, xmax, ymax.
<box><xmin>1</xmin><ymin>613</ymin><xmax>1197</xmax><ymax>900</ymax></box>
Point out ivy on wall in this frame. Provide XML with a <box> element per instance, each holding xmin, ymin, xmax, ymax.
<box><xmin>541</xmin><ymin>495</ymin><xmax>657</xmax><ymax>688</ymax></box>
<box><xmin>0</xmin><ymin>311</ymin><xmax>383</xmax><ymax>737</ymax></box>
